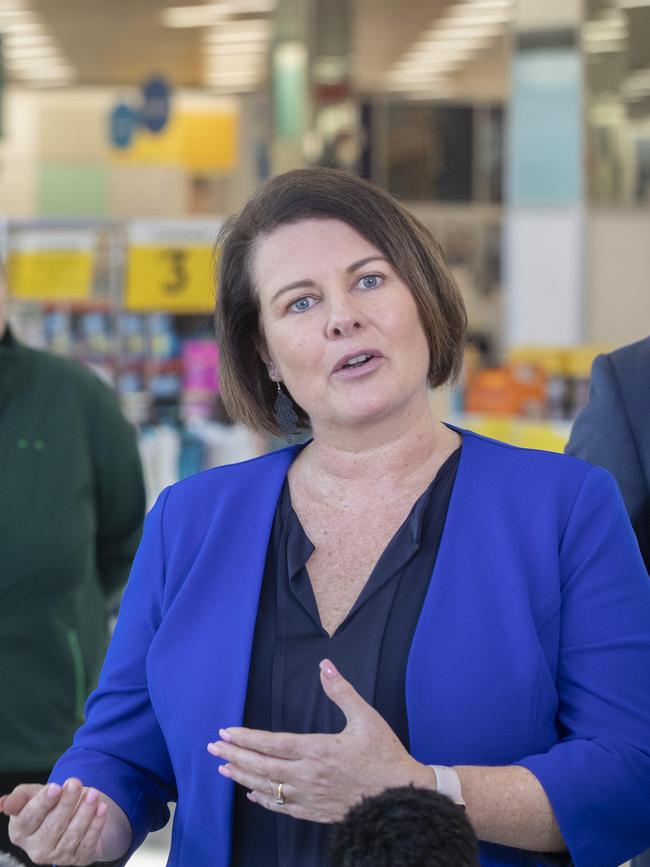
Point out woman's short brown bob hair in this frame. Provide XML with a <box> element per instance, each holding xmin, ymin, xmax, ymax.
<box><xmin>214</xmin><ymin>167</ymin><xmax>467</xmax><ymax>435</ymax></box>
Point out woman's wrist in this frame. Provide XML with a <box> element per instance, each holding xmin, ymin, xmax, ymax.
<box><xmin>428</xmin><ymin>765</ymin><xmax>465</xmax><ymax>806</ymax></box>
<box><xmin>96</xmin><ymin>794</ymin><xmax>133</xmax><ymax>861</ymax></box>
<box><xmin>404</xmin><ymin>760</ymin><xmax>440</xmax><ymax>792</ymax></box>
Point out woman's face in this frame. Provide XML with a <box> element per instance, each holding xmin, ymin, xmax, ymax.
<box><xmin>253</xmin><ymin>218</ymin><xmax>432</xmax><ymax>433</ymax></box>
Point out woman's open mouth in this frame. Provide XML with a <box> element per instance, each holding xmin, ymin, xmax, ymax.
<box><xmin>332</xmin><ymin>351</ymin><xmax>383</xmax><ymax>379</ymax></box>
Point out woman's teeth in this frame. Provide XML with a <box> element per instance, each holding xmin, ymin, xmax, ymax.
<box><xmin>344</xmin><ymin>354</ymin><xmax>371</xmax><ymax>368</ymax></box>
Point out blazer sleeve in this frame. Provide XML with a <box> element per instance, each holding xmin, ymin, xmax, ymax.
<box><xmin>516</xmin><ymin>466</ymin><xmax>650</xmax><ymax>867</ymax></box>
<box><xmin>565</xmin><ymin>353</ymin><xmax>647</xmax><ymax>530</ymax></box>
<box><xmin>50</xmin><ymin>487</ymin><xmax>177</xmax><ymax>859</ymax></box>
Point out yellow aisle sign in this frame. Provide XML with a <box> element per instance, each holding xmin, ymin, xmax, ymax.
<box><xmin>8</xmin><ymin>231</ymin><xmax>95</xmax><ymax>301</ymax></box>
<box><xmin>125</xmin><ymin>219</ymin><xmax>222</xmax><ymax>313</ymax></box>
<box><xmin>126</xmin><ymin>244</ymin><xmax>214</xmax><ymax>312</ymax></box>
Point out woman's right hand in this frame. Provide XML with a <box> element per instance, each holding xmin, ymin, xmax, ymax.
<box><xmin>0</xmin><ymin>778</ymin><xmax>111</xmax><ymax>865</ymax></box>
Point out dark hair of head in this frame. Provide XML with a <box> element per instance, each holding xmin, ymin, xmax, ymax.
<box><xmin>214</xmin><ymin>167</ymin><xmax>467</xmax><ymax>435</ymax></box>
<box><xmin>328</xmin><ymin>785</ymin><xmax>480</xmax><ymax>867</ymax></box>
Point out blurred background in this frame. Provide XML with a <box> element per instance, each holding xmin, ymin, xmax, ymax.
<box><xmin>1</xmin><ymin>1</ymin><xmax>648</xmax><ymax>863</ymax></box>
<box><xmin>1</xmin><ymin>0</ymin><xmax>650</xmax><ymax>492</ymax></box>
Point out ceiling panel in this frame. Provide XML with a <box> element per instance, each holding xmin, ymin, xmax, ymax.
<box><xmin>29</xmin><ymin>0</ymin><xmax>203</xmax><ymax>85</ymax></box>
<box><xmin>5</xmin><ymin>0</ymin><xmax>509</xmax><ymax>98</ymax></box>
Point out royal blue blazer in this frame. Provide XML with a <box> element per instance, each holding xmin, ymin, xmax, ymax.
<box><xmin>51</xmin><ymin>429</ymin><xmax>650</xmax><ymax>867</ymax></box>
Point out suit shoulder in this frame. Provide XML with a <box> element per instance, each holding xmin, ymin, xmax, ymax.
<box><xmin>463</xmin><ymin>428</ymin><xmax>593</xmax><ymax>486</ymax></box>
<box><xmin>607</xmin><ymin>336</ymin><xmax>650</xmax><ymax>372</ymax></box>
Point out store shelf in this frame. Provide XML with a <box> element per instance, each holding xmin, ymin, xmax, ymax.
<box><xmin>451</xmin><ymin>414</ymin><xmax>572</xmax><ymax>454</ymax></box>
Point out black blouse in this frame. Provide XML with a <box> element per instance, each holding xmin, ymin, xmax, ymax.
<box><xmin>230</xmin><ymin>448</ymin><xmax>461</xmax><ymax>867</ymax></box>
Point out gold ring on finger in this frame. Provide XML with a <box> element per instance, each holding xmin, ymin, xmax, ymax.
<box><xmin>275</xmin><ymin>782</ymin><xmax>286</xmax><ymax>805</ymax></box>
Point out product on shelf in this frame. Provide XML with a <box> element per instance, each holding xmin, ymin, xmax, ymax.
<box><xmin>464</xmin><ymin>345</ymin><xmax>612</xmax><ymax>423</ymax></box>
<box><xmin>43</xmin><ymin>310</ymin><xmax>74</xmax><ymax>356</ymax></box>
<box><xmin>181</xmin><ymin>339</ymin><xmax>220</xmax><ymax>421</ymax></box>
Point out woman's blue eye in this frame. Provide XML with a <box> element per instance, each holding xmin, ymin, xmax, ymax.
<box><xmin>290</xmin><ymin>296</ymin><xmax>313</xmax><ymax>313</ymax></box>
<box><xmin>358</xmin><ymin>274</ymin><xmax>381</xmax><ymax>289</ymax></box>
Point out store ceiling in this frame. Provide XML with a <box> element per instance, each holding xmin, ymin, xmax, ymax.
<box><xmin>16</xmin><ymin>0</ymin><xmax>509</xmax><ymax>97</ymax></box>
<box><xmin>28</xmin><ymin>0</ymin><xmax>204</xmax><ymax>86</ymax></box>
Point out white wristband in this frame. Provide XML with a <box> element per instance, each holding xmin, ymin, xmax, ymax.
<box><xmin>429</xmin><ymin>765</ymin><xmax>465</xmax><ymax>806</ymax></box>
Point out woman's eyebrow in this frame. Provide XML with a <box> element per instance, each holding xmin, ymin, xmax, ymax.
<box><xmin>270</xmin><ymin>279</ymin><xmax>316</xmax><ymax>306</ymax></box>
<box><xmin>346</xmin><ymin>255</ymin><xmax>387</xmax><ymax>273</ymax></box>
<box><xmin>269</xmin><ymin>256</ymin><xmax>388</xmax><ymax>306</ymax></box>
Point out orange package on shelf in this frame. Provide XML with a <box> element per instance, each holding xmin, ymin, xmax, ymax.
<box><xmin>464</xmin><ymin>367</ymin><xmax>523</xmax><ymax>416</ymax></box>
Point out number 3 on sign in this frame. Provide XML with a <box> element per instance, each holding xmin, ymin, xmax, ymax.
<box><xmin>163</xmin><ymin>249</ymin><xmax>188</xmax><ymax>294</ymax></box>
<box><xmin>125</xmin><ymin>244</ymin><xmax>214</xmax><ymax>312</ymax></box>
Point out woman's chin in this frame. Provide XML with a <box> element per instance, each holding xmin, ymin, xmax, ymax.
<box><xmin>324</xmin><ymin>398</ymin><xmax>403</xmax><ymax>430</ymax></box>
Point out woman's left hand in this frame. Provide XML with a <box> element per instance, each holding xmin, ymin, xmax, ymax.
<box><xmin>207</xmin><ymin>658</ymin><xmax>434</xmax><ymax>823</ymax></box>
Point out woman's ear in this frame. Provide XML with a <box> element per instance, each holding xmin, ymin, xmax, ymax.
<box><xmin>256</xmin><ymin>337</ymin><xmax>280</xmax><ymax>382</ymax></box>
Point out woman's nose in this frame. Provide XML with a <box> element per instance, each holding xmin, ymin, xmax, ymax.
<box><xmin>325</xmin><ymin>297</ymin><xmax>365</xmax><ymax>339</ymax></box>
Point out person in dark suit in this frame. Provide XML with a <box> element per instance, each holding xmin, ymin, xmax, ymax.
<box><xmin>566</xmin><ymin>337</ymin><xmax>650</xmax><ymax>572</ymax></box>
<box><xmin>566</xmin><ymin>337</ymin><xmax>650</xmax><ymax>867</ymax></box>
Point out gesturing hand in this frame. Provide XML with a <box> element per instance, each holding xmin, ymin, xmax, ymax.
<box><xmin>0</xmin><ymin>779</ymin><xmax>107</xmax><ymax>865</ymax></box>
<box><xmin>207</xmin><ymin>658</ymin><xmax>435</xmax><ymax>823</ymax></box>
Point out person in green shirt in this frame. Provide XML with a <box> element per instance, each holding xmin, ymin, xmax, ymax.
<box><xmin>0</xmin><ymin>261</ymin><xmax>145</xmax><ymax>865</ymax></box>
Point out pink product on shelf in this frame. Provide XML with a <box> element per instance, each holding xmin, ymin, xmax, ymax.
<box><xmin>182</xmin><ymin>340</ymin><xmax>220</xmax><ymax>394</ymax></box>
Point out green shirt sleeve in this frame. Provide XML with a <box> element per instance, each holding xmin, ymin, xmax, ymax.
<box><xmin>89</xmin><ymin>378</ymin><xmax>146</xmax><ymax>605</ymax></box>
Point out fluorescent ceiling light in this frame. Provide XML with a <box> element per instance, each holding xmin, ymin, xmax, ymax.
<box><xmin>385</xmin><ymin>0</ymin><xmax>511</xmax><ymax>94</ymax></box>
<box><xmin>385</xmin><ymin>81</ymin><xmax>448</xmax><ymax>93</ymax></box>
<box><xmin>13</xmin><ymin>60</ymin><xmax>72</xmax><ymax>74</ymax></box>
<box><xmin>203</xmin><ymin>41</ymin><xmax>267</xmax><ymax>54</ymax></box>
<box><xmin>458</xmin><ymin>1</ymin><xmax>509</xmax><ymax>9</ymax></box>
<box><xmin>410</xmin><ymin>33</ymin><xmax>490</xmax><ymax>47</ymax></box>
<box><xmin>419</xmin><ymin>27</ymin><xmax>502</xmax><ymax>42</ymax></box>
<box><xmin>584</xmin><ymin>41</ymin><xmax>625</xmax><ymax>52</ymax></box>
<box><xmin>205</xmin><ymin>29</ymin><xmax>270</xmax><ymax>43</ymax></box>
<box><xmin>406</xmin><ymin>45</ymin><xmax>478</xmax><ymax>59</ymax></box>
<box><xmin>388</xmin><ymin>69</ymin><xmax>450</xmax><ymax>80</ymax></box>
<box><xmin>405</xmin><ymin>46</ymin><xmax>484</xmax><ymax>63</ymax></box>
<box><xmin>205</xmin><ymin>50</ymin><xmax>265</xmax><ymax>61</ymax></box>
<box><xmin>206</xmin><ymin>17</ymin><xmax>270</xmax><ymax>32</ymax></box>
<box><xmin>583</xmin><ymin>24</ymin><xmax>627</xmax><ymax>34</ymax></box>
<box><xmin>5</xmin><ymin>33</ymin><xmax>52</xmax><ymax>46</ymax></box>
<box><xmin>394</xmin><ymin>60</ymin><xmax>466</xmax><ymax>74</ymax></box>
<box><xmin>583</xmin><ymin>31</ymin><xmax>626</xmax><ymax>41</ymax></box>
<box><xmin>3</xmin><ymin>44</ymin><xmax>60</xmax><ymax>58</ymax></box>
<box><xmin>0</xmin><ymin>4</ymin><xmax>29</xmax><ymax>16</ymax></box>
<box><xmin>459</xmin><ymin>0</ymin><xmax>512</xmax><ymax>7</ymax></box>
<box><xmin>210</xmin><ymin>32</ymin><xmax>269</xmax><ymax>45</ymax></box>
<box><xmin>163</xmin><ymin>1</ymin><xmax>275</xmax><ymax>28</ymax></box>
<box><xmin>1</xmin><ymin>21</ymin><xmax>48</xmax><ymax>41</ymax></box>
<box><xmin>2</xmin><ymin>19</ymin><xmax>44</xmax><ymax>33</ymax></box>
<box><xmin>624</xmin><ymin>70</ymin><xmax>650</xmax><ymax>85</ymax></box>
<box><xmin>206</xmin><ymin>67</ymin><xmax>260</xmax><ymax>77</ymax></box>
<box><xmin>206</xmin><ymin>77</ymin><xmax>259</xmax><ymax>86</ymax></box>
<box><xmin>584</xmin><ymin>19</ymin><xmax>627</xmax><ymax>32</ymax></box>
<box><xmin>388</xmin><ymin>60</ymin><xmax>461</xmax><ymax>77</ymax></box>
<box><xmin>413</xmin><ymin>37</ymin><xmax>492</xmax><ymax>53</ymax></box>
<box><xmin>205</xmin><ymin>60</ymin><xmax>265</xmax><ymax>72</ymax></box>
<box><xmin>440</xmin><ymin>11</ymin><xmax>511</xmax><ymax>25</ymax></box>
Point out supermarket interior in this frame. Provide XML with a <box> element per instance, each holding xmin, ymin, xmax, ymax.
<box><xmin>1</xmin><ymin>0</ymin><xmax>650</xmax><ymax>866</ymax></box>
<box><xmin>3</xmin><ymin>0</ymin><xmax>650</xmax><ymax>495</ymax></box>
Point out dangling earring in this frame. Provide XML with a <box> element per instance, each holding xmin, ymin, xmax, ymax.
<box><xmin>274</xmin><ymin>382</ymin><xmax>299</xmax><ymax>435</ymax></box>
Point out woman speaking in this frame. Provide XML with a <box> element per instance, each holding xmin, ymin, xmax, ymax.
<box><xmin>3</xmin><ymin>169</ymin><xmax>650</xmax><ymax>867</ymax></box>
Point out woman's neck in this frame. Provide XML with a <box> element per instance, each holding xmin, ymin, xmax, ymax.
<box><xmin>296</xmin><ymin>396</ymin><xmax>459</xmax><ymax>493</ymax></box>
